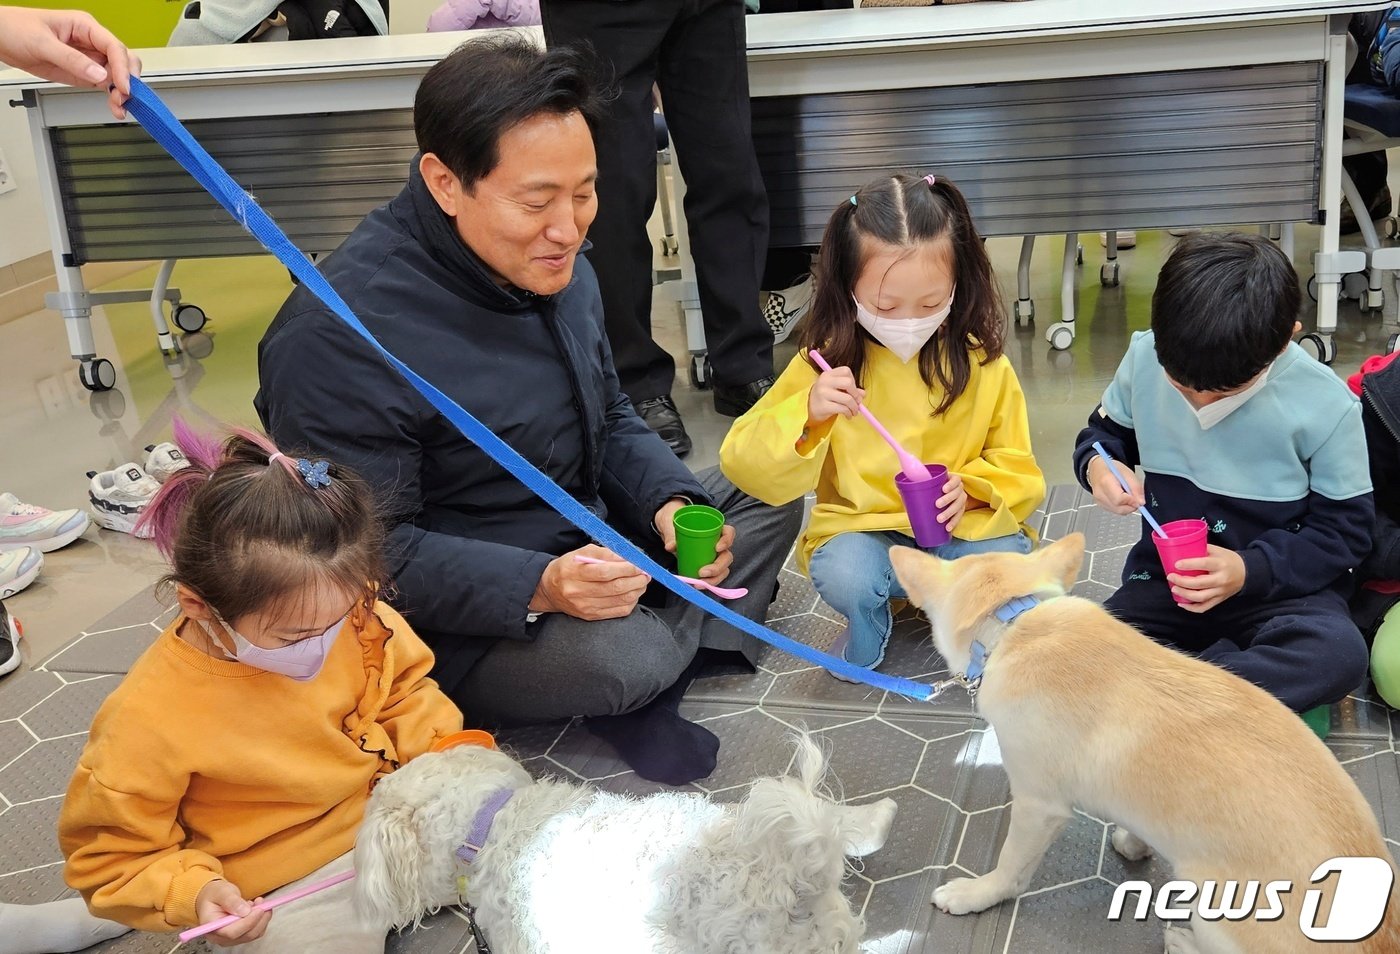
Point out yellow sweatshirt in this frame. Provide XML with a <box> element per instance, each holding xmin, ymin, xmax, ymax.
<box><xmin>721</xmin><ymin>346</ymin><xmax>1045</xmax><ymax>572</ymax></box>
<box><xmin>59</xmin><ymin>601</ymin><xmax>462</xmax><ymax>932</ymax></box>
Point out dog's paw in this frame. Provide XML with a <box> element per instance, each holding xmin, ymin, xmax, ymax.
<box><xmin>1111</xmin><ymin>826</ymin><xmax>1154</xmax><ymax>862</ymax></box>
<box><xmin>1163</xmin><ymin>923</ymin><xmax>1202</xmax><ymax>954</ymax></box>
<box><xmin>931</xmin><ymin>876</ymin><xmax>1005</xmax><ymax>915</ymax></box>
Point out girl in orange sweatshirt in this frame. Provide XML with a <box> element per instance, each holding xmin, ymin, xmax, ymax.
<box><xmin>49</xmin><ymin>421</ymin><xmax>462</xmax><ymax>951</ymax></box>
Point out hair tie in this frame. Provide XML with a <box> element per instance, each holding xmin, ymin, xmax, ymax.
<box><xmin>849</xmin><ymin>195</ymin><xmax>858</xmax><ymax>207</ymax></box>
<box><xmin>923</xmin><ymin>174</ymin><xmax>937</xmax><ymax>186</ymax></box>
<box><xmin>268</xmin><ymin>452</ymin><xmax>286</xmax><ymax>466</ymax></box>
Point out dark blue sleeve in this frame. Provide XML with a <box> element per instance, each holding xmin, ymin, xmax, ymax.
<box><xmin>1072</xmin><ymin>406</ymin><xmax>1141</xmax><ymax>494</ymax></box>
<box><xmin>256</xmin><ymin>308</ymin><xmax>552</xmax><ymax>641</ymax></box>
<box><xmin>1238</xmin><ymin>491</ymin><xmax>1374</xmax><ymax>601</ymax></box>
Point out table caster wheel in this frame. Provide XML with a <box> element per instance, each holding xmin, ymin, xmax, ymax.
<box><xmin>1014</xmin><ymin>299</ymin><xmax>1035</xmax><ymax>327</ymax></box>
<box><xmin>1298</xmin><ymin>332</ymin><xmax>1335</xmax><ymax>364</ymax></box>
<box><xmin>173</xmin><ymin>303</ymin><xmax>208</xmax><ymax>333</ymax></box>
<box><xmin>78</xmin><ymin>358</ymin><xmax>116</xmax><ymax>392</ymax></box>
<box><xmin>1100</xmin><ymin>262</ymin><xmax>1120</xmax><ymax>287</ymax></box>
<box><xmin>1046</xmin><ymin>323</ymin><xmax>1074</xmax><ymax>351</ymax></box>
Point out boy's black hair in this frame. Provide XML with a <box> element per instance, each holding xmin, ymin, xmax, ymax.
<box><xmin>1151</xmin><ymin>232</ymin><xmax>1299</xmax><ymax>391</ymax></box>
<box><xmin>414</xmin><ymin>35</ymin><xmax>611</xmax><ymax>190</ymax></box>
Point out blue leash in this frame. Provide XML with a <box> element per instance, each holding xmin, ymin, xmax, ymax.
<box><xmin>121</xmin><ymin>76</ymin><xmax>936</xmax><ymax>702</ymax></box>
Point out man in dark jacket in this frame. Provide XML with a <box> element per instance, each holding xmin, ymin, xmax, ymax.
<box><xmin>255</xmin><ymin>36</ymin><xmax>801</xmax><ymax>785</ymax></box>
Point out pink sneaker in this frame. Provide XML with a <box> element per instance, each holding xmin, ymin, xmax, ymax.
<box><xmin>0</xmin><ymin>493</ymin><xmax>89</xmax><ymax>552</ymax></box>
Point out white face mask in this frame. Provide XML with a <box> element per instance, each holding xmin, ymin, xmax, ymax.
<box><xmin>852</xmin><ymin>291</ymin><xmax>954</xmax><ymax>363</ymax></box>
<box><xmin>1181</xmin><ymin>363</ymin><xmax>1272</xmax><ymax>430</ymax></box>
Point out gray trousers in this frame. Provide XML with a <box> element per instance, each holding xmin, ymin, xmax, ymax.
<box><xmin>452</xmin><ymin>468</ymin><xmax>802</xmax><ymax>726</ymax></box>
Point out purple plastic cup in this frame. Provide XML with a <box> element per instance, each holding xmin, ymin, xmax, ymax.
<box><xmin>1151</xmin><ymin>518</ymin><xmax>1209</xmax><ymax>605</ymax></box>
<box><xmin>896</xmin><ymin>463</ymin><xmax>951</xmax><ymax>548</ymax></box>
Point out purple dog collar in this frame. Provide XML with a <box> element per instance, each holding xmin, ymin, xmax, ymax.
<box><xmin>457</xmin><ymin>788</ymin><xmax>516</xmax><ymax>864</ymax></box>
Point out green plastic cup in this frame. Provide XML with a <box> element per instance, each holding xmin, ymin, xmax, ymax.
<box><xmin>673</xmin><ymin>504</ymin><xmax>725</xmax><ymax>577</ymax></box>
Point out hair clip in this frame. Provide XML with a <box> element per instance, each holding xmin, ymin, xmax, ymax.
<box><xmin>297</xmin><ymin>458</ymin><xmax>332</xmax><ymax>489</ymax></box>
<box><xmin>923</xmin><ymin>174</ymin><xmax>937</xmax><ymax>186</ymax></box>
<box><xmin>849</xmin><ymin>195</ymin><xmax>858</xmax><ymax>207</ymax></box>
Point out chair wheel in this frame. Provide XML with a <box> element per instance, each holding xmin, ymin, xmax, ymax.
<box><xmin>1047</xmin><ymin>324</ymin><xmax>1074</xmax><ymax>351</ymax></box>
<box><xmin>1387</xmin><ymin>332</ymin><xmax>1399</xmax><ymax>355</ymax></box>
<box><xmin>688</xmin><ymin>354</ymin><xmax>713</xmax><ymax>390</ymax></box>
<box><xmin>78</xmin><ymin>358</ymin><xmax>116</xmax><ymax>392</ymax></box>
<box><xmin>173</xmin><ymin>303</ymin><xmax>208</xmax><ymax>333</ymax></box>
<box><xmin>1100</xmin><ymin>262</ymin><xmax>1120</xmax><ymax>287</ymax></box>
<box><xmin>1298</xmin><ymin>332</ymin><xmax>1335</xmax><ymax>364</ymax></box>
<box><xmin>1014</xmin><ymin>299</ymin><xmax>1035</xmax><ymax>327</ymax></box>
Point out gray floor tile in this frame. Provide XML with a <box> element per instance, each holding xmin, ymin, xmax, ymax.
<box><xmin>1335</xmin><ymin>695</ymin><xmax>1395</xmax><ymax>740</ymax></box>
<box><xmin>43</xmin><ymin>624</ymin><xmax>158</xmax><ymax>675</ymax></box>
<box><xmin>766</xmin><ymin>663</ymin><xmax>889</xmax><ymax>712</ymax></box>
<box><xmin>0</xmin><ymin>670</ymin><xmax>62</xmax><ymax>721</ymax></box>
<box><xmin>84</xmin><ymin>589</ymin><xmax>169</xmax><ymax>635</ymax></box>
<box><xmin>1344</xmin><ymin>749</ymin><xmax>1400</xmax><ymax>843</ymax></box>
<box><xmin>541</xmin><ymin>721</ymin><xmax>632</xmax><ymax>781</ymax></box>
<box><xmin>495</xmin><ymin>720</ymin><xmax>570</xmax><ymax>760</ymax></box>
<box><xmin>861</xmin><ymin>870</ymin><xmax>941</xmax><ymax>954</ymax></box>
<box><xmin>914</xmin><ymin>729</ymin><xmax>1009</xmax><ymax>812</ymax></box>
<box><xmin>692</xmin><ymin>709</ymin><xmax>797</xmax><ymax>793</ymax></box>
<box><xmin>849</xmin><ymin>786</ymin><xmax>955</xmax><ymax>884</ymax></box>
<box><xmin>0</xmin><ymin>734</ymin><xmax>85</xmax><ymax>804</ymax></box>
<box><xmin>752</xmin><ymin>613</ymin><xmax>843</xmax><ymax>675</ymax></box>
<box><xmin>0</xmin><ymin>797</ymin><xmax>65</xmax><ymax>870</ymax></box>
<box><xmin>0</xmin><ymin>719</ymin><xmax>36</xmax><ymax>772</ymax></box>
<box><xmin>1098</xmin><ymin>828</ymin><xmax>1178</xmax><ymax>887</ymax></box>
<box><xmin>1077</xmin><ymin>506</ymin><xmax>1144</xmax><ymax>553</ymax></box>
<box><xmin>819</xmin><ymin>720</ymin><xmax>926</xmax><ymax>798</ymax></box>
<box><xmin>1086</xmin><ymin>546</ymin><xmax>1130</xmax><ymax>587</ymax></box>
<box><xmin>769</xmin><ymin>569</ymin><xmax>818</xmax><ymax>619</ymax></box>
<box><xmin>992</xmin><ymin>879</ymin><xmax>1165</xmax><ymax>953</ymax></box>
<box><xmin>385</xmin><ymin>910</ymin><xmax>473</xmax><ymax>954</ymax></box>
<box><xmin>0</xmin><ymin>861</ymin><xmax>70</xmax><ymax>904</ymax></box>
<box><xmin>688</xmin><ymin>665</ymin><xmax>775</xmax><ymax>703</ymax></box>
<box><xmin>21</xmin><ymin>675</ymin><xmax>119</xmax><ymax>739</ymax></box>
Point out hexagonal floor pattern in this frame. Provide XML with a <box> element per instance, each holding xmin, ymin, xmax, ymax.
<box><xmin>2</xmin><ymin>487</ymin><xmax>1396</xmax><ymax>953</ymax></box>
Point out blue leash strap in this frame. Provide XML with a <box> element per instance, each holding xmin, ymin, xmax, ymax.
<box><xmin>121</xmin><ymin>76</ymin><xmax>935</xmax><ymax>702</ymax></box>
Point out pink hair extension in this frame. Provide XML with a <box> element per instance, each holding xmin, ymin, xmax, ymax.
<box><xmin>136</xmin><ymin>416</ymin><xmax>222</xmax><ymax>557</ymax></box>
<box><xmin>228</xmin><ymin>425</ymin><xmax>298</xmax><ymax>478</ymax></box>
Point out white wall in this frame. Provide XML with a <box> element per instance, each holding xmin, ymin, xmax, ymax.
<box><xmin>0</xmin><ymin>101</ymin><xmax>53</xmax><ymax>268</ymax></box>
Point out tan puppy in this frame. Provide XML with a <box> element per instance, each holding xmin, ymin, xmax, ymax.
<box><xmin>890</xmin><ymin>534</ymin><xmax>1400</xmax><ymax>954</ymax></box>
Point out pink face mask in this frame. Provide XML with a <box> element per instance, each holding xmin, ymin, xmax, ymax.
<box><xmin>199</xmin><ymin>614</ymin><xmax>345</xmax><ymax>681</ymax></box>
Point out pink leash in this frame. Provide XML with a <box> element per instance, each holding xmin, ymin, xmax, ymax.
<box><xmin>178</xmin><ymin>869</ymin><xmax>356</xmax><ymax>943</ymax></box>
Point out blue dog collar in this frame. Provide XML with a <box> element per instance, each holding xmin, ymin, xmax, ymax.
<box><xmin>962</xmin><ymin>595</ymin><xmax>1042</xmax><ymax>688</ymax></box>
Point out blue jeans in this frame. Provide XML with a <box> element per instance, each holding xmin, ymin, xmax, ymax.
<box><xmin>809</xmin><ymin>529</ymin><xmax>1033</xmax><ymax>668</ymax></box>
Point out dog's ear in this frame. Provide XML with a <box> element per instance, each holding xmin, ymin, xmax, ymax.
<box><xmin>889</xmin><ymin>545</ymin><xmax>943</xmax><ymax>609</ymax></box>
<box><xmin>353</xmin><ymin>800</ymin><xmax>432</xmax><ymax>930</ymax></box>
<box><xmin>836</xmin><ymin>798</ymin><xmax>897</xmax><ymax>858</ymax></box>
<box><xmin>1036</xmin><ymin>533</ymin><xmax>1085</xmax><ymax>589</ymax></box>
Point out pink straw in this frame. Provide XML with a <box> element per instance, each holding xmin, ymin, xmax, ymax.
<box><xmin>178</xmin><ymin>869</ymin><xmax>356</xmax><ymax>943</ymax></box>
<box><xmin>808</xmin><ymin>350</ymin><xmax>934</xmax><ymax>483</ymax></box>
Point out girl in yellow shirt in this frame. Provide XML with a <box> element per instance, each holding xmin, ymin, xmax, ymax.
<box><xmin>721</xmin><ymin>174</ymin><xmax>1045</xmax><ymax>673</ymax></box>
<box><xmin>52</xmin><ymin>422</ymin><xmax>462</xmax><ymax>951</ymax></box>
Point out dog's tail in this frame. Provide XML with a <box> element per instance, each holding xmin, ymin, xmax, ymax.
<box><xmin>353</xmin><ymin>800</ymin><xmax>436</xmax><ymax>930</ymax></box>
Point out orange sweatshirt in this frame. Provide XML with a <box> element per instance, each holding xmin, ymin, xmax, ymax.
<box><xmin>59</xmin><ymin>601</ymin><xmax>462</xmax><ymax>932</ymax></box>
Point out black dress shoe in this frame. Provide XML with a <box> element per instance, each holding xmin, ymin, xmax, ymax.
<box><xmin>713</xmin><ymin>375</ymin><xmax>776</xmax><ymax>417</ymax></box>
<box><xmin>634</xmin><ymin>394</ymin><xmax>692</xmax><ymax>457</ymax></box>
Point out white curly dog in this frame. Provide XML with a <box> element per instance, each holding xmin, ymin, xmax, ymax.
<box><xmin>353</xmin><ymin>735</ymin><xmax>897</xmax><ymax>953</ymax></box>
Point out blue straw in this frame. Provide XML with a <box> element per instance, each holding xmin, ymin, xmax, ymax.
<box><xmin>1091</xmin><ymin>442</ymin><xmax>1167</xmax><ymax>538</ymax></box>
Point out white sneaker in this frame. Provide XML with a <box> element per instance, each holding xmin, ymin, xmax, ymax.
<box><xmin>0</xmin><ymin>547</ymin><xmax>42</xmax><ymax>599</ymax></box>
<box><xmin>87</xmin><ymin>464</ymin><xmax>161</xmax><ymax>537</ymax></box>
<box><xmin>0</xmin><ymin>600</ymin><xmax>20</xmax><ymax>677</ymax></box>
<box><xmin>763</xmin><ymin>274</ymin><xmax>814</xmax><ymax>344</ymax></box>
<box><xmin>0</xmin><ymin>493</ymin><xmax>90</xmax><ymax>553</ymax></box>
<box><xmin>1099</xmin><ymin>230</ymin><xmax>1137</xmax><ymax>249</ymax></box>
<box><xmin>144</xmin><ymin>442</ymin><xmax>191</xmax><ymax>483</ymax></box>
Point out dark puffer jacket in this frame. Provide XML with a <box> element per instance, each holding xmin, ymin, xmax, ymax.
<box><xmin>256</xmin><ymin>162</ymin><xmax>708</xmax><ymax>689</ymax></box>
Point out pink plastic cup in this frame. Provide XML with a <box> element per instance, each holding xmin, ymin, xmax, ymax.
<box><xmin>1152</xmin><ymin>518</ymin><xmax>1209</xmax><ymax>605</ymax></box>
<box><xmin>896</xmin><ymin>463</ymin><xmax>952</xmax><ymax>548</ymax></box>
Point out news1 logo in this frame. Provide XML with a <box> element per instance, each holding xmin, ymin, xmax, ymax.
<box><xmin>1107</xmin><ymin>857</ymin><xmax>1394</xmax><ymax>940</ymax></box>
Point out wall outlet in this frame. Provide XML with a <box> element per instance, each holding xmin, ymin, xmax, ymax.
<box><xmin>0</xmin><ymin>149</ymin><xmax>15</xmax><ymax>196</ymax></box>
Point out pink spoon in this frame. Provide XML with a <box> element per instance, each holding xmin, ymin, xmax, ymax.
<box><xmin>574</xmin><ymin>555</ymin><xmax>748</xmax><ymax>600</ymax></box>
<box><xmin>808</xmin><ymin>349</ymin><xmax>933</xmax><ymax>483</ymax></box>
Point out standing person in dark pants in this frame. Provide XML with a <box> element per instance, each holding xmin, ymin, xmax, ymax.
<box><xmin>539</xmin><ymin>0</ymin><xmax>776</xmax><ymax>457</ymax></box>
